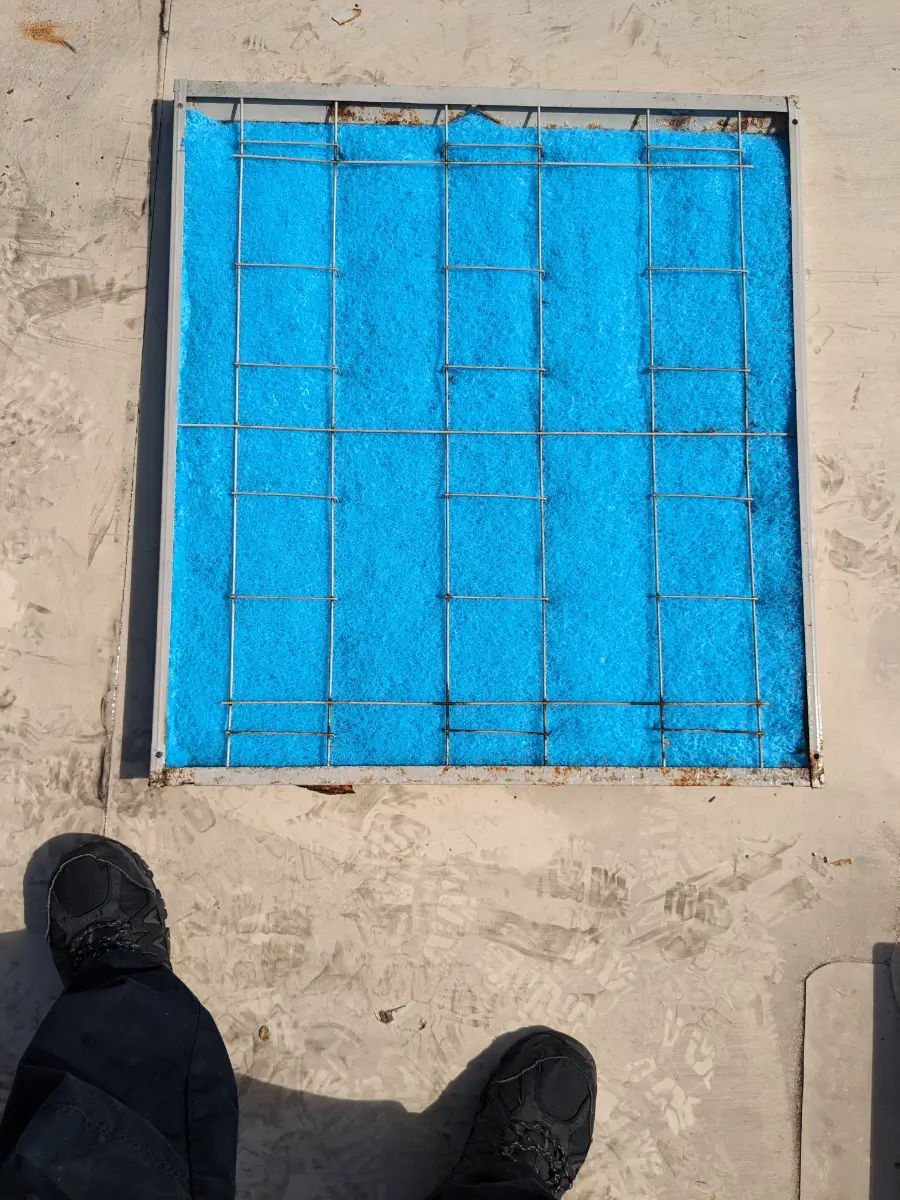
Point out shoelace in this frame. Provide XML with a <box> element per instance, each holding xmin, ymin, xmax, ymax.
<box><xmin>498</xmin><ymin>1119</ymin><xmax>575</xmax><ymax>1194</ymax></box>
<box><xmin>67</xmin><ymin>922</ymin><xmax>141</xmax><ymax>971</ymax></box>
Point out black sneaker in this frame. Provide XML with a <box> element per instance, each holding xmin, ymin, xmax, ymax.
<box><xmin>46</xmin><ymin>837</ymin><xmax>171</xmax><ymax>986</ymax></box>
<box><xmin>452</xmin><ymin>1031</ymin><xmax>596</xmax><ymax>1199</ymax></box>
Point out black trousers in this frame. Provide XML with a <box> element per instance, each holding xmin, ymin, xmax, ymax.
<box><xmin>0</xmin><ymin>958</ymin><xmax>551</xmax><ymax>1200</ymax></box>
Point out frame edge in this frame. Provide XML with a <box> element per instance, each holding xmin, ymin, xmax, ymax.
<box><xmin>787</xmin><ymin>95</ymin><xmax>824</xmax><ymax>787</ymax></box>
<box><xmin>150</xmin><ymin>83</ymin><xmax>817</xmax><ymax>788</ymax></box>
<box><xmin>150</xmin><ymin>80</ymin><xmax>187</xmax><ymax>785</ymax></box>
<box><xmin>180</xmin><ymin>81</ymin><xmax>790</xmax><ymax>113</ymax></box>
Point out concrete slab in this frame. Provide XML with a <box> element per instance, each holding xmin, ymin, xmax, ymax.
<box><xmin>0</xmin><ymin>0</ymin><xmax>161</xmax><ymax>1078</ymax></box>
<box><xmin>2</xmin><ymin>0</ymin><xmax>900</xmax><ymax>1196</ymax></box>
<box><xmin>801</xmin><ymin>960</ymin><xmax>900</xmax><ymax>1200</ymax></box>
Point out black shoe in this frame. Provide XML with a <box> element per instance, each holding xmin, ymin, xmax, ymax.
<box><xmin>46</xmin><ymin>836</ymin><xmax>171</xmax><ymax>986</ymax></box>
<box><xmin>452</xmin><ymin>1031</ymin><xmax>596</xmax><ymax>1199</ymax></box>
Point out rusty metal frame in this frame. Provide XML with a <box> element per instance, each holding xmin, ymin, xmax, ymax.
<box><xmin>150</xmin><ymin>81</ymin><xmax>821</xmax><ymax>788</ymax></box>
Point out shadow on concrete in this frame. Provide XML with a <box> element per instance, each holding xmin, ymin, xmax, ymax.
<box><xmin>235</xmin><ymin>1028</ymin><xmax>537</xmax><ymax>1200</ymax></box>
<box><xmin>0</xmin><ymin>836</ymin><xmax>540</xmax><ymax>1199</ymax></box>
<box><xmin>870</xmin><ymin>942</ymin><xmax>900</xmax><ymax>1200</ymax></box>
<box><xmin>118</xmin><ymin>99</ymin><xmax>173</xmax><ymax>779</ymax></box>
<box><xmin>0</xmin><ymin>834</ymin><xmax>97</xmax><ymax>1104</ymax></box>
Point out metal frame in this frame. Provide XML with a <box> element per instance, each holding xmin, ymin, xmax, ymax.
<box><xmin>788</xmin><ymin>97</ymin><xmax>823</xmax><ymax>785</ymax></box>
<box><xmin>150</xmin><ymin>81</ymin><xmax>821</xmax><ymax>788</ymax></box>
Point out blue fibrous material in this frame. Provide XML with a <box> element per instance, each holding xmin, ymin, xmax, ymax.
<box><xmin>167</xmin><ymin>108</ymin><xmax>807</xmax><ymax>770</ymax></box>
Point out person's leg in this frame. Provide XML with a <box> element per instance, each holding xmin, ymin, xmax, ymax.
<box><xmin>0</xmin><ymin>839</ymin><xmax>238</xmax><ymax>1200</ymax></box>
<box><xmin>432</xmin><ymin>1031</ymin><xmax>596</xmax><ymax>1200</ymax></box>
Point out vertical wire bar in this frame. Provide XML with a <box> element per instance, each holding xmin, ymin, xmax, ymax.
<box><xmin>225</xmin><ymin>97</ymin><xmax>245</xmax><ymax>768</ymax></box>
<box><xmin>536</xmin><ymin>106</ymin><xmax>549</xmax><ymax>767</ymax></box>
<box><xmin>325</xmin><ymin>101</ymin><xmax>339</xmax><ymax>767</ymax></box>
<box><xmin>645</xmin><ymin>109</ymin><xmax>667</xmax><ymax>768</ymax></box>
<box><xmin>443</xmin><ymin>104</ymin><xmax>452</xmax><ymax>768</ymax></box>
<box><xmin>737</xmin><ymin>113</ymin><xmax>765</xmax><ymax>767</ymax></box>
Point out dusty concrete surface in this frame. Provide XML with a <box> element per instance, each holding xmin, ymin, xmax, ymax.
<box><xmin>2</xmin><ymin>0</ymin><xmax>900</xmax><ymax>1196</ymax></box>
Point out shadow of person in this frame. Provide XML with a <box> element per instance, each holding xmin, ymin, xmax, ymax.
<box><xmin>236</xmin><ymin>1028</ymin><xmax>543</xmax><ymax>1200</ymax></box>
<box><xmin>870</xmin><ymin>942</ymin><xmax>900</xmax><ymax>1200</ymax></box>
<box><xmin>0</xmin><ymin>837</ymin><xmax>548</xmax><ymax>1200</ymax></box>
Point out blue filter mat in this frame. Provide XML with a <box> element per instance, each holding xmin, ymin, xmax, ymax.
<box><xmin>167</xmin><ymin>108</ymin><xmax>807</xmax><ymax>770</ymax></box>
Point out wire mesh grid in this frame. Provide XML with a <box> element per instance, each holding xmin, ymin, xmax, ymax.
<box><xmin>169</xmin><ymin>94</ymin><xmax>807</xmax><ymax>776</ymax></box>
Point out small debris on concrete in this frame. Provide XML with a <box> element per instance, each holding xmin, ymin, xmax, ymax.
<box><xmin>376</xmin><ymin>1003</ymin><xmax>406</xmax><ymax>1024</ymax></box>
<box><xmin>258</xmin><ymin>1024</ymin><xmax>270</xmax><ymax>1041</ymax></box>
<box><xmin>332</xmin><ymin>5</ymin><xmax>361</xmax><ymax>24</ymax></box>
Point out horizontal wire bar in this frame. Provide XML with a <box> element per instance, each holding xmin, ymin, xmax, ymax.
<box><xmin>445</xmin><ymin>727</ymin><xmax>547</xmax><ymax>736</ymax></box>
<box><xmin>657</xmin><ymin>593</ymin><xmax>757</xmax><ymax>601</ymax></box>
<box><xmin>221</xmin><ymin>698</ymin><xmax>771</xmax><ymax>707</ymax></box>
<box><xmin>649</xmin><ymin>265</ymin><xmax>746</xmax><ymax>274</ymax></box>
<box><xmin>229</xmin><ymin>729</ymin><xmax>333</xmax><ymax>737</ymax></box>
<box><xmin>653</xmin><ymin>492</ymin><xmax>751</xmax><ymax>501</ymax></box>
<box><xmin>452</xmin><ymin>161</ymin><xmax>759</xmax><ymax>170</ymax></box>
<box><xmin>240</xmin><ymin>139</ymin><xmax>336</xmax><ymax>147</ymax></box>
<box><xmin>444</xmin><ymin>594</ymin><xmax>549</xmax><ymax>601</ymax></box>
<box><xmin>445</xmin><ymin>364</ymin><xmax>544</xmax><ymax>373</ymax></box>
<box><xmin>444</xmin><ymin>264</ymin><xmax>543</xmax><ymax>274</ymax></box>
<box><xmin>232</xmin><ymin>154</ymin><xmax>753</xmax><ymax>170</ymax></box>
<box><xmin>235</xmin><ymin>362</ymin><xmax>340</xmax><ymax>371</ymax></box>
<box><xmin>663</xmin><ymin>726</ymin><xmax>764</xmax><ymax>736</ymax></box>
<box><xmin>234</xmin><ymin>154</ymin><xmax>338</xmax><ymax>163</ymax></box>
<box><xmin>555</xmin><ymin>699</ymin><xmax>770</xmax><ymax>707</ymax></box>
<box><xmin>645</xmin><ymin>144</ymin><xmax>742</xmax><ymax>153</ymax></box>
<box><xmin>233</xmin><ymin>491</ymin><xmax>339</xmax><ymax>500</ymax></box>
<box><xmin>230</xmin><ymin>594</ymin><xmax>337</xmax><ymax>600</ymax></box>
<box><xmin>444</xmin><ymin>492</ymin><xmax>546</xmax><ymax>501</ymax></box>
<box><xmin>179</xmin><ymin>422</ymin><xmax>792</xmax><ymax>438</ymax></box>
<box><xmin>650</xmin><ymin>365</ymin><xmax>750</xmax><ymax>373</ymax></box>
<box><xmin>236</xmin><ymin>261</ymin><xmax>338</xmax><ymax>271</ymax></box>
<box><xmin>444</xmin><ymin>142</ymin><xmax>543</xmax><ymax>151</ymax></box>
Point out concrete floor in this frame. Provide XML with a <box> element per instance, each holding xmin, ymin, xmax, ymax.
<box><xmin>2</xmin><ymin>1</ymin><xmax>900</xmax><ymax>1196</ymax></box>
